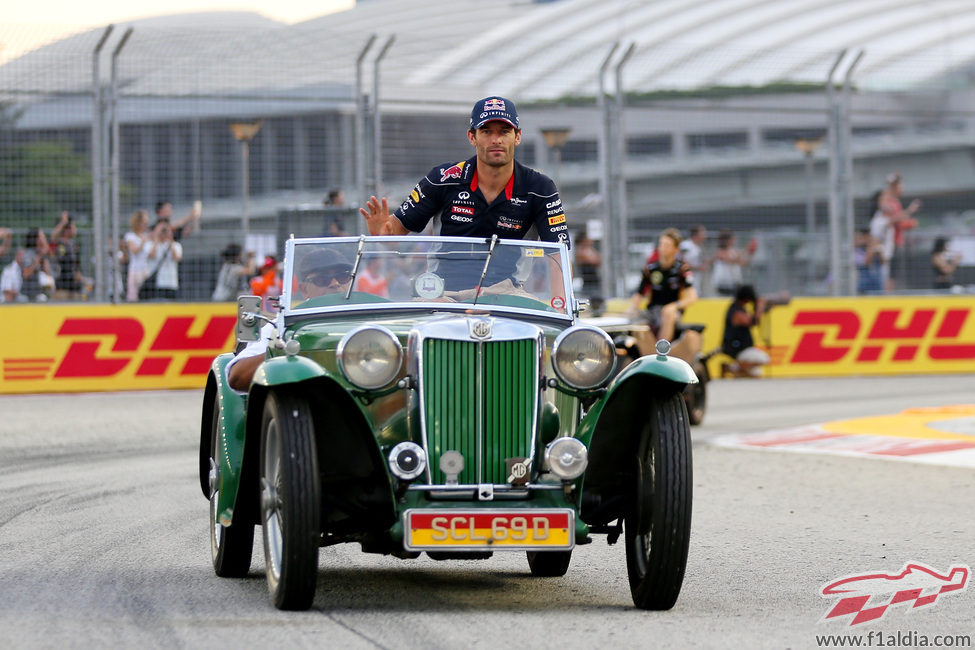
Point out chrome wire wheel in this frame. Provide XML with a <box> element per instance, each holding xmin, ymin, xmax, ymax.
<box><xmin>259</xmin><ymin>392</ymin><xmax>320</xmax><ymax>611</ymax></box>
<box><xmin>261</xmin><ymin>419</ymin><xmax>284</xmax><ymax>582</ymax></box>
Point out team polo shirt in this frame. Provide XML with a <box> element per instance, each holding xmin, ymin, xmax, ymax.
<box><xmin>394</xmin><ymin>155</ymin><xmax>569</xmax><ymax>249</ymax></box>
<box><xmin>636</xmin><ymin>251</ymin><xmax>694</xmax><ymax>307</ymax></box>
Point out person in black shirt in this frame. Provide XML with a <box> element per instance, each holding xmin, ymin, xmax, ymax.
<box><xmin>627</xmin><ymin>228</ymin><xmax>700</xmax><ymax>361</ymax></box>
<box><xmin>361</xmin><ymin>97</ymin><xmax>566</xmax><ymax>245</ymax></box>
<box><xmin>721</xmin><ymin>284</ymin><xmax>771</xmax><ymax>378</ymax></box>
<box><xmin>360</xmin><ymin>97</ymin><xmax>569</xmax><ymax>294</ymax></box>
<box><xmin>51</xmin><ymin>211</ymin><xmax>89</xmax><ymax>300</ymax></box>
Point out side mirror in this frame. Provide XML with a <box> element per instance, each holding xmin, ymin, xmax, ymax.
<box><xmin>236</xmin><ymin>295</ymin><xmax>264</xmax><ymax>342</ymax></box>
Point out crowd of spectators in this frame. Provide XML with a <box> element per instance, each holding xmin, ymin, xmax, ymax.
<box><xmin>0</xmin><ymin>200</ymin><xmax>200</xmax><ymax>303</ymax></box>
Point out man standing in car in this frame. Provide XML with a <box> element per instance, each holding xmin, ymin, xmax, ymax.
<box><xmin>359</xmin><ymin>96</ymin><xmax>568</xmax><ymax>250</ymax></box>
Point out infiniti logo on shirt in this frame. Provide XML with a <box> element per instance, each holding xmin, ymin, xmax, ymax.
<box><xmin>458</xmin><ymin>191</ymin><xmax>470</xmax><ymax>200</ymax></box>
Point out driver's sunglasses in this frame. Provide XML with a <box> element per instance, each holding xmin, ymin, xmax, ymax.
<box><xmin>304</xmin><ymin>269</ymin><xmax>352</xmax><ymax>287</ymax></box>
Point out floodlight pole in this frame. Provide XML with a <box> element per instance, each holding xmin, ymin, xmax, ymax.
<box><xmin>230</xmin><ymin>120</ymin><xmax>264</xmax><ymax>240</ymax></box>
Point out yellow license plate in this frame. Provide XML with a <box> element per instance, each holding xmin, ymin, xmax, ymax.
<box><xmin>404</xmin><ymin>509</ymin><xmax>574</xmax><ymax>551</ymax></box>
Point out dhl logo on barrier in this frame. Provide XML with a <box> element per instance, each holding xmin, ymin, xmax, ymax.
<box><xmin>758</xmin><ymin>297</ymin><xmax>975</xmax><ymax>377</ymax></box>
<box><xmin>789</xmin><ymin>308</ymin><xmax>975</xmax><ymax>364</ymax></box>
<box><xmin>682</xmin><ymin>296</ymin><xmax>975</xmax><ymax>379</ymax></box>
<box><xmin>2</xmin><ymin>304</ymin><xmax>236</xmax><ymax>393</ymax></box>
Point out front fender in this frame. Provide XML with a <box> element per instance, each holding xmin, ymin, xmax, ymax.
<box><xmin>200</xmin><ymin>354</ymin><xmax>248</xmax><ymax>526</ymax></box>
<box><xmin>576</xmin><ymin>353</ymin><xmax>695</xmax><ymax>510</ymax></box>
<box><xmin>578</xmin><ymin>353</ymin><xmax>696</xmax><ymax>446</ymax></box>
<box><xmin>252</xmin><ymin>353</ymin><xmax>329</xmax><ymax>386</ymax></box>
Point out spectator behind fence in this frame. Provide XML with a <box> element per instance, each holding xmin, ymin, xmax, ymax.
<box><xmin>354</xmin><ymin>257</ymin><xmax>389</xmax><ymax>297</ymax></box>
<box><xmin>711</xmin><ymin>229</ymin><xmax>754</xmax><ymax>297</ymax></box>
<box><xmin>931</xmin><ymin>237</ymin><xmax>961</xmax><ymax>291</ymax></box>
<box><xmin>680</xmin><ymin>225</ymin><xmax>709</xmax><ymax>291</ymax></box>
<box><xmin>854</xmin><ymin>228</ymin><xmax>884</xmax><ymax>294</ymax></box>
<box><xmin>573</xmin><ymin>233</ymin><xmax>602</xmax><ymax>299</ymax></box>
<box><xmin>0</xmin><ymin>227</ymin><xmax>11</xmax><ymax>260</ymax></box>
<box><xmin>250</xmin><ymin>255</ymin><xmax>282</xmax><ymax>311</ymax></box>
<box><xmin>124</xmin><ymin>210</ymin><xmax>152</xmax><ymax>301</ymax></box>
<box><xmin>51</xmin><ymin>211</ymin><xmax>91</xmax><ymax>301</ymax></box>
<box><xmin>155</xmin><ymin>199</ymin><xmax>201</xmax><ymax>242</ymax></box>
<box><xmin>22</xmin><ymin>227</ymin><xmax>55</xmax><ymax>301</ymax></box>
<box><xmin>140</xmin><ymin>219</ymin><xmax>183</xmax><ymax>300</ymax></box>
<box><xmin>1</xmin><ymin>249</ymin><xmax>25</xmax><ymax>302</ymax></box>
<box><xmin>212</xmin><ymin>243</ymin><xmax>257</xmax><ymax>301</ymax></box>
<box><xmin>872</xmin><ymin>172</ymin><xmax>920</xmax><ymax>292</ymax></box>
<box><xmin>325</xmin><ymin>189</ymin><xmax>346</xmax><ymax>207</ymax></box>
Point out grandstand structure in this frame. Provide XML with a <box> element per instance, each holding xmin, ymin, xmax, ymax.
<box><xmin>3</xmin><ymin>0</ymin><xmax>975</xmax><ymax>298</ymax></box>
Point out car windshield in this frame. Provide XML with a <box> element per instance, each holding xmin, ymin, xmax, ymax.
<box><xmin>280</xmin><ymin>236</ymin><xmax>573</xmax><ymax>319</ymax></box>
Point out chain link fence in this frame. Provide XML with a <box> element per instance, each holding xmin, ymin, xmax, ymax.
<box><xmin>2</xmin><ymin>15</ymin><xmax>975</xmax><ymax>304</ymax></box>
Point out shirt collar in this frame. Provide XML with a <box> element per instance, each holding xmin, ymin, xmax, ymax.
<box><xmin>470</xmin><ymin>160</ymin><xmax>516</xmax><ymax>201</ymax></box>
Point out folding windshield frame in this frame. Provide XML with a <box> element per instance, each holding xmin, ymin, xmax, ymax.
<box><xmin>279</xmin><ymin>235</ymin><xmax>575</xmax><ymax>324</ymax></box>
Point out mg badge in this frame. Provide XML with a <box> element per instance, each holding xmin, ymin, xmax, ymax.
<box><xmin>506</xmin><ymin>458</ymin><xmax>530</xmax><ymax>486</ymax></box>
<box><xmin>470</xmin><ymin>318</ymin><xmax>493</xmax><ymax>340</ymax></box>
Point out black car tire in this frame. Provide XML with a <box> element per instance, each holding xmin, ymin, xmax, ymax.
<box><xmin>260</xmin><ymin>392</ymin><xmax>321</xmax><ymax>611</ymax></box>
<box><xmin>209</xmin><ymin>403</ymin><xmax>254</xmax><ymax>577</ymax></box>
<box><xmin>624</xmin><ymin>392</ymin><xmax>692</xmax><ymax>610</ymax></box>
<box><xmin>526</xmin><ymin>550</ymin><xmax>572</xmax><ymax>577</ymax></box>
<box><xmin>683</xmin><ymin>358</ymin><xmax>708</xmax><ymax>426</ymax></box>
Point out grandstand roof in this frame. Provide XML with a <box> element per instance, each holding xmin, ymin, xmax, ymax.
<box><xmin>4</xmin><ymin>0</ymin><xmax>975</xmax><ymax>103</ymax></box>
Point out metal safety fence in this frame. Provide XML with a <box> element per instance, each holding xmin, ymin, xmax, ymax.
<box><xmin>2</xmin><ymin>12</ymin><xmax>975</xmax><ymax>305</ymax></box>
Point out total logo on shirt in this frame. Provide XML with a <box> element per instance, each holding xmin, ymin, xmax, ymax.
<box><xmin>452</xmin><ymin>205</ymin><xmax>475</xmax><ymax>216</ymax></box>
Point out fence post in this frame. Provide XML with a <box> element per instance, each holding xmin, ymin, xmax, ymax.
<box><xmin>110</xmin><ymin>27</ymin><xmax>133</xmax><ymax>304</ymax></box>
<box><xmin>597</xmin><ymin>42</ymin><xmax>619</xmax><ymax>301</ymax></box>
<box><xmin>91</xmin><ymin>25</ymin><xmax>113</xmax><ymax>302</ymax></box>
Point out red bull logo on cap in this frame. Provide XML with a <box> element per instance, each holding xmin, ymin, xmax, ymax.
<box><xmin>439</xmin><ymin>161</ymin><xmax>465</xmax><ymax>182</ymax></box>
<box><xmin>484</xmin><ymin>98</ymin><xmax>506</xmax><ymax>111</ymax></box>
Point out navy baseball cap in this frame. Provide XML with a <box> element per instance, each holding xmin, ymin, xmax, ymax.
<box><xmin>470</xmin><ymin>96</ymin><xmax>519</xmax><ymax>130</ymax></box>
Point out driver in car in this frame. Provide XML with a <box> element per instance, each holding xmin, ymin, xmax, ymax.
<box><xmin>226</xmin><ymin>248</ymin><xmax>351</xmax><ymax>391</ymax></box>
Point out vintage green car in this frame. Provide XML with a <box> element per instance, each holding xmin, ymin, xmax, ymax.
<box><xmin>199</xmin><ymin>235</ymin><xmax>696</xmax><ymax>611</ymax></box>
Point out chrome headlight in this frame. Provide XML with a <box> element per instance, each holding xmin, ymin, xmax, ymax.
<box><xmin>544</xmin><ymin>437</ymin><xmax>588</xmax><ymax>480</ymax></box>
<box><xmin>388</xmin><ymin>442</ymin><xmax>426</xmax><ymax>481</ymax></box>
<box><xmin>551</xmin><ymin>326</ymin><xmax>616</xmax><ymax>389</ymax></box>
<box><xmin>337</xmin><ymin>325</ymin><xmax>403</xmax><ymax>390</ymax></box>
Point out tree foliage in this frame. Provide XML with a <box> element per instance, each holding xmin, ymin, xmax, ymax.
<box><xmin>0</xmin><ymin>139</ymin><xmax>92</xmax><ymax>226</ymax></box>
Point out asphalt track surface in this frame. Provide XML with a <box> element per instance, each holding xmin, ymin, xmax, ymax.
<box><xmin>2</xmin><ymin>375</ymin><xmax>974</xmax><ymax>649</ymax></box>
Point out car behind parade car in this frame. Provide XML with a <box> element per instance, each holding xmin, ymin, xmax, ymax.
<box><xmin>199</xmin><ymin>235</ymin><xmax>696</xmax><ymax>611</ymax></box>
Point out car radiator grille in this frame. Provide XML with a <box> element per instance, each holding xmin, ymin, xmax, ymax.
<box><xmin>421</xmin><ymin>338</ymin><xmax>536</xmax><ymax>485</ymax></box>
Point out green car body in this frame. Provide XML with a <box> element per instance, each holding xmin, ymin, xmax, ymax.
<box><xmin>200</xmin><ymin>236</ymin><xmax>696</xmax><ymax>611</ymax></box>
